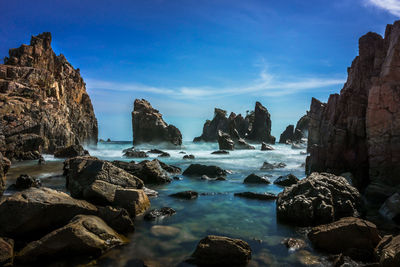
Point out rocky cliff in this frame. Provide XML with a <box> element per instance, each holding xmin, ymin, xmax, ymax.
<box><xmin>306</xmin><ymin>21</ymin><xmax>400</xmax><ymax>200</ymax></box>
<box><xmin>131</xmin><ymin>99</ymin><xmax>182</xmax><ymax>146</ymax></box>
<box><xmin>0</xmin><ymin>32</ymin><xmax>98</xmax><ymax>160</ymax></box>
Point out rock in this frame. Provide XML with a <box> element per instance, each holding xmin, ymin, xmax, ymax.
<box><xmin>379</xmin><ymin>193</ymin><xmax>400</xmax><ymax>223</ymax></box>
<box><xmin>183</xmin><ymin>164</ymin><xmax>227</xmax><ymax>178</ymax></box>
<box><xmin>143</xmin><ymin>187</ymin><xmax>159</xmax><ymax>197</ymax></box>
<box><xmin>211</xmin><ymin>150</ymin><xmax>229</xmax><ymax>154</ymax></box>
<box><xmin>65</xmin><ymin>157</ymin><xmax>144</xmax><ymax>206</ymax></box>
<box><xmin>243</xmin><ymin>173</ymin><xmax>270</xmax><ymax>184</ymax></box>
<box><xmin>123</xmin><ymin>147</ymin><xmax>148</xmax><ymax>158</ymax></box>
<box><xmin>157</xmin><ymin>160</ymin><xmax>181</xmax><ymax>174</ymax></box>
<box><xmin>150</xmin><ymin>225</ymin><xmax>180</xmax><ymax>237</ymax></box>
<box><xmin>0</xmin><ymin>187</ymin><xmax>98</xmax><ymax>239</ymax></box>
<box><xmin>276</xmin><ymin>172</ymin><xmax>361</xmax><ymax>226</ymax></box>
<box><xmin>218</xmin><ymin>130</ymin><xmax>234</xmax><ymax>150</ymax></box>
<box><xmin>147</xmin><ymin>149</ymin><xmax>165</xmax><ymax>154</ymax></box>
<box><xmin>97</xmin><ymin>206</ymin><xmax>135</xmax><ymax>234</ymax></box>
<box><xmin>107</xmin><ymin>138</ymin><xmax>111</xmax><ymax>142</ymax></box>
<box><xmin>279</xmin><ymin>125</ymin><xmax>295</xmax><ymax>144</ymax></box>
<box><xmin>234</xmin><ymin>192</ymin><xmax>277</xmax><ymax>200</ymax></box>
<box><xmin>158</xmin><ymin>152</ymin><xmax>170</xmax><ymax>158</ymax></box>
<box><xmin>193</xmin><ymin>108</ymin><xmax>231</xmax><ymax>142</ymax></box>
<box><xmin>282</xmin><ymin>238</ymin><xmax>306</xmax><ymax>252</ymax></box>
<box><xmin>375</xmin><ymin>234</ymin><xmax>400</xmax><ymax>266</ymax></box>
<box><xmin>308</xmin><ymin>217</ymin><xmax>381</xmax><ymax>261</ymax></box>
<box><xmin>0</xmin><ymin>153</ymin><xmax>11</xmax><ymax>197</ymax></box>
<box><xmin>169</xmin><ymin>191</ymin><xmax>198</xmax><ymax>200</ymax></box>
<box><xmin>132</xmin><ymin>99</ymin><xmax>182</xmax><ymax>146</ymax></box>
<box><xmin>114</xmin><ymin>188</ymin><xmax>151</xmax><ymax>217</ymax></box>
<box><xmin>38</xmin><ymin>155</ymin><xmax>45</xmax><ymax>165</ymax></box>
<box><xmin>0</xmin><ymin>237</ymin><xmax>13</xmax><ymax>266</ymax></box>
<box><xmin>291</xmin><ymin>143</ymin><xmax>305</xmax><ymax>149</ymax></box>
<box><xmin>15</xmin><ymin>174</ymin><xmax>41</xmax><ymax>190</ymax></box>
<box><xmin>306</xmin><ymin>21</ymin><xmax>400</xmax><ymax>196</ymax></box>
<box><xmin>274</xmin><ymin>174</ymin><xmax>299</xmax><ymax>186</ymax></box>
<box><xmin>201</xmin><ymin>175</ymin><xmax>227</xmax><ymax>181</ymax></box>
<box><xmin>16</xmin><ymin>215</ymin><xmax>126</xmax><ymax>264</ymax></box>
<box><xmin>0</xmin><ymin>32</ymin><xmax>98</xmax><ymax>160</ymax></box>
<box><xmin>260</xmin><ymin>161</ymin><xmax>286</xmax><ymax>170</ymax></box>
<box><xmin>246</xmin><ymin>102</ymin><xmax>275</xmax><ymax>144</ymax></box>
<box><xmin>183</xmin><ymin>154</ymin><xmax>195</xmax><ymax>159</ymax></box>
<box><xmin>190</xmin><ymin>235</ymin><xmax>251</xmax><ymax>266</ymax></box>
<box><xmin>235</xmin><ymin>138</ymin><xmax>255</xmax><ymax>150</ymax></box>
<box><xmin>144</xmin><ymin>207</ymin><xmax>176</xmax><ymax>221</ymax></box>
<box><xmin>54</xmin><ymin>144</ymin><xmax>88</xmax><ymax>158</ymax></box>
<box><xmin>179</xmin><ymin>151</ymin><xmax>186</xmax><ymax>154</ymax></box>
<box><xmin>261</xmin><ymin>142</ymin><xmax>274</xmax><ymax>151</ymax></box>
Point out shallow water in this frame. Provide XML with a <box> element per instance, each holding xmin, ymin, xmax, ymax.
<box><xmin>6</xmin><ymin>141</ymin><xmax>328</xmax><ymax>266</ymax></box>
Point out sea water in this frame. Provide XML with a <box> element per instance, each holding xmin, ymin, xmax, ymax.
<box><xmin>6</xmin><ymin>141</ymin><xmax>327</xmax><ymax>266</ymax></box>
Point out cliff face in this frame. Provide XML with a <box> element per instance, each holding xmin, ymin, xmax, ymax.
<box><xmin>0</xmin><ymin>32</ymin><xmax>98</xmax><ymax>160</ymax></box>
<box><xmin>306</xmin><ymin>21</ymin><xmax>400</xmax><ymax>196</ymax></box>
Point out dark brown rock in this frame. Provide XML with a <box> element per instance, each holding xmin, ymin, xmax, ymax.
<box><xmin>260</xmin><ymin>161</ymin><xmax>286</xmax><ymax>170</ymax></box>
<box><xmin>0</xmin><ymin>32</ymin><xmax>98</xmax><ymax>160</ymax></box>
<box><xmin>0</xmin><ymin>153</ymin><xmax>11</xmax><ymax>197</ymax></box>
<box><xmin>15</xmin><ymin>174</ymin><xmax>41</xmax><ymax>190</ymax></box>
<box><xmin>97</xmin><ymin>206</ymin><xmax>135</xmax><ymax>234</ymax></box>
<box><xmin>183</xmin><ymin>154</ymin><xmax>195</xmax><ymax>159</ymax></box>
<box><xmin>274</xmin><ymin>174</ymin><xmax>299</xmax><ymax>186</ymax></box>
<box><xmin>243</xmin><ymin>173</ymin><xmax>270</xmax><ymax>184</ymax></box>
<box><xmin>211</xmin><ymin>150</ymin><xmax>229</xmax><ymax>154</ymax></box>
<box><xmin>54</xmin><ymin>144</ymin><xmax>88</xmax><ymax>158</ymax></box>
<box><xmin>375</xmin><ymin>234</ymin><xmax>400</xmax><ymax>266</ymax></box>
<box><xmin>218</xmin><ymin>130</ymin><xmax>234</xmax><ymax>150</ymax></box>
<box><xmin>234</xmin><ymin>192</ymin><xmax>277</xmax><ymax>200</ymax></box>
<box><xmin>0</xmin><ymin>237</ymin><xmax>13</xmax><ymax>266</ymax></box>
<box><xmin>279</xmin><ymin>125</ymin><xmax>295</xmax><ymax>144</ymax></box>
<box><xmin>193</xmin><ymin>108</ymin><xmax>231</xmax><ymax>142</ymax></box>
<box><xmin>170</xmin><ymin>190</ymin><xmax>198</xmax><ymax>200</ymax></box>
<box><xmin>123</xmin><ymin>147</ymin><xmax>148</xmax><ymax>158</ymax></box>
<box><xmin>282</xmin><ymin>238</ymin><xmax>307</xmax><ymax>252</ymax></box>
<box><xmin>183</xmin><ymin>164</ymin><xmax>227</xmax><ymax>178</ymax></box>
<box><xmin>308</xmin><ymin>217</ymin><xmax>381</xmax><ymax>261</ymax></box>
<box><xmin>246</xmin><ymin>102</ymin><xmax>275</xmax><ymax>144</ymax></box>
<box><xmin>144</xmin><ymin>207</ymin><xmax>176</xmax><ymax>221</ymax></box>
<box><xmin>261</xmin><ymin>142</ymin><xmax>274</xmax><ymax>151</ymax></box>
<box><xmin>132</xmin><ymin>99</ymin><xmax>182</xmax><ymax>146</ymax></box>
<box><xmin>276</xmin><ymin>172</ymin><xmax>361</xmax><ymax>226</ymax></box>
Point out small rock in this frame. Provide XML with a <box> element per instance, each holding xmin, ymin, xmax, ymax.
<box><xmin>282</xmin><ymin>238</ymin><xmax>307</xmax><ymax>252</ymax></box>
<box><xmin>234</xmin><ymin>192</ymin><xmax>277</xmax><ymax>201</ymax></box>
<box><xmin>179</xmin><ymin>151</ymin><xmax>186</xmax><ymax>154</ymax></box>
<box><xmin>15</xmin><ymin>174</ymin><xmax>41</xmax><ymax>190</ymax></box>
<box><xmin>260</xmin><ymin>161</ymin><xmax>286</xmax><ymax>170</ymax></box>
<box><xmin>173</xmin><ymin>176</ymin><xmax>182</xmax><ymax>181</ymax></box>
<box><xmin>273</xmin><ymin>174</ymin><xmax>299</xmax><ymax>186</ymax></box>
<box><xmin>169</xmin><ymin>191</ymin><xmax>198</xmax><ymax>200</ymax></box>
<box><xmin>147</xmin><ymin>149</ymin><xmax>165</xmax><ymax>154</ymax></box>
<box><xmin>183</xmin><ymin>154</ymin><xmax>195</xmax><ymax>160</ymax></box>
<box><xmin>211</xmin><ymin>150</ymin><xmax>229</xmax><ymax>155</ymax></box>
<box><xmin>150</xmin><ymin>225</ymin><xmax>180</xmax><ymax>237</ymax></box>
<box><xmin>38</xmin><ymin>155</ymin><xmax>45</xmax><ymax>165</ymax></box>
<box><xmin>123</xmin><ymin>147</ymin><xmax>148</xmax><ymax>158</ymax></box>
<box><xmin>261</xmin><ymin>142</ymin><xmax>274</xmax><ymax>151</ymax></box>
<box><xmin>143</xmin><ymin>187</ymin><xmax>159</xmax><ymax>197</ymax></box>
<box><xmin>183</xmin><ymin>164</ymin><xmax>227</xmax><ymax>178</ymax></box>
<box><xmin>144</xmin><ymin>207</ymin><xmax>176</xmax><ymax>221</ymax></box>
<box><xmin>243</xmin><ymin>173</ymin><xmax>270</xmax><ymax>184</ymax></box>
<box><xmin>158</xmin><ymin>152</ymin><xmax>170</xmax><ymax>158</ymax></box>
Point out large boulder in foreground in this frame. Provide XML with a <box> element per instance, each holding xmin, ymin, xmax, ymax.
<box><xmin>0</xmin><ymin>187</ymin><xmax>98</xmax><ymax>239</ymax></box>
<box><xmin>132</xmin><ymin>99</ymin><xmax>182</xmax><ymax>146</ymax></box>
<box><xmin>0</xmin><ymin>32</ymin><xmax>98</xmax><ymax>160</ymax></box>
<box><xmin>16</xmin><ymin>215</ymin><xmax>126</xmax><ymax>264</ymax></box>
<box><xmin>0</xmin><ymin>153</ymin><xmax>11</xmax><ymax>197</ymax></box>
<box><xmin>276</xmin><ymin>172</ymin><xmax>361</xmax><ymax>226</ymax></box>
<box><xmin>183</xmin><ymin>164</ymin><xmax>227</xmax><ymax>178</ymax></box>
<box><xmin>375</xmin><ymin>234</ymin><xmax>400</xmax><ymax>266</ymax></box>
<box><xmin>308</xmin><ymin>217</ymin><xmax>381</xmax><ymax>261</ymax></box>
<box><xmin>189</xmin><ymin>235</ymin><xmax>251</xmax><ymax>266</ymax></box>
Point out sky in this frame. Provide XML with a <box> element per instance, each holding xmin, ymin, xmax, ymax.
<box><xmin>0</xmin><ymin>0</ymin><xmax>398</xmax><ymax>141</ymax></box>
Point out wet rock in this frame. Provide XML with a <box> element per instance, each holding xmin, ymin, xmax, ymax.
<box><xmin>38</xmin><ymin>155</ymin><xmax>45</xmax><ymax>165</ymax></box>
<box><xmin>0</xmin><ymin>237</ymin><xmax>13</xmax><ymax>266</ymax></box>
<box><xmin>201</xmin><ymin>175</ymin><xmax>227</xmax><ymax>181</ymax></box>
<box><xmin>375</xmin><ymin>234</ymin><xmax>400</xmax><ymax>266</ymax></box>
<box><xmin>279</xmin><ymin>125</ymin><xmax>295</xmax><ymax>144</ymax></box>
<box><xmin>261</xmin><ymin>142</ymin><xmax>274</xmax><ymax>151</ymax></box>
<box><xmin>144</xmin><ymin>207</ymin><xmax>176</xmax><ymax>221</ymax></box>
<box><xmin>147</xmin><ymin>149</ymin><xmax>165</xmax><ymax>154</ymax></box>
<box><xmin>183</xmin><ymin>164</ymin><xmax>227</xmax><ymax>178</ymax></box>
<box><xmin>189</xmin><ymin>235</ymin><xmax>251</xmax><ymax>266</ymax></box>
<box><xmin>0</xmin><ymin>187</ymin><xmax>98</xmax><ymax>239</ymax></box>
<box><xmin>179</xmin><ymin>151</ymin><xmax>186</xmax><ymax>154</ymax></box>
<box><xmin>143</xmin><ymin>187</ymin><xmax>159</xmax><ymax>197</ymax></box>
<box><xmin>65</xmin><ymin>157</ymin><xmax>144</xmax><ymax>206</ymax></box>
<box><xmin>150</xmin><ymin>225</ymin><xmax>180</xmax><ymax>238</ymax></box>
<box><xmin>123</xmin><ymin>147</ymin><xmax>148</xmax><ymax>158</ymax></box>
<box><xmin>15</xmin><ymin>174</ymin><xmax>41</xmax><ymax>190</ymax></box>
<box><xmin>16</xmin><ymin>215</ymin><xmax>126</xmax><ymax>264</ymax></box>
<box><xmin>158</xmin><ymin>160</ymin><xmax>181</xmax><ymax>174</ymax></box>
<box><xmin>218</xmin><ymin>130</ymin><xmax>234</xmax><ymax>150</ymax></box>
<box><xmin>235</xmin><ymin>138</ymin><xmax>255</xmax><ymax>150</ymax></box>
<box><xmin>234</xmin><ymin>192</ymin><xmax>277</xmax><ymax>200</ymax></box>
<box><xmin>211</xmin><ymin>150</ymin><xmax>229</xmax><ymax>155</ymax></box>
<box><xmin>169</xmin><ymin>191</ymin><xmax>198</xmax><ymax>200</ymax></box>
<box><xmin>274</xmin><ymin>174</ymin><xmax>299</xmax><ymax>187</ymax></box>
<box><xmin>0</xmin><ymin>32</ymin><xmax>98</xmax><ymax>160</ymax></box>
<box><xmin>0</xmin><ymin>153</ymin><xmax>11</xmax><ymax>197</ymax></box>
<box><xmin>308</xmin><ymin>217</ymin><xmax>381</xmax><ymax>261</ymax></box>
<box><xmin>114</xmin><ymin>188</ymin><xmax>151</xmax><ymax>217</ymax></box>
<box><xmin>282</xmin><ymin>238</ymin><xmax>307</xmax><ymax>252</ymax></box>
<box><xmin>54</xmin><ymin>144</ymin><xmax>88</xmax><ymax>158</ymax></box>
<box><xmin>260</xmin><ymin>161</ymin><xmax>286</xmax><ymax>170</ymax></box>
<box><xmin>132</xmin><ymin>99</ymin><xmax>182</xmax><ymax>146</ymax></box>
<box><xmin>183</xmin><ymin>154</ymin><xmax>195</xmax><ymax>160</ymax></box>
<box><xmin>291</xmin><ymin>143</ymin><xmax>306</xmax><ymax>150</ymax></box>
<box><xmin>97</xmin><ymin>206</ymin><xmax>135</xmax><ymax>234</ymax></box>
<box><xmin>243</xmin><ymin>173</ymin><xmax>270</xmax><ymax>184</ymax></box>
<box><xmin>193</xmin><ymin>108</ymin><xmax>231</xmax><ymax>142</ymax></box>
<box><xmin>158</xmin><ymin>152</ymin><xmax>170</xmax><ymax>158</ymax></box>
<box><xmin>246</xmin><ymin>102</ymin><xmax>275</xmax><ymax>144</ymax></box>
<box><xmin>276</xmin><ymin>172</ymin><xmax>361</xmax><ymax>226</ymax></box>
<box><xmin>173</xmin><ymin>176</ymin><xmax>182</xmax><ymax>181</ymax></box>
<box><xmin>379</xmin><ymin>193</ymin><xmax>400</xmax><ymax>223</ymax></box>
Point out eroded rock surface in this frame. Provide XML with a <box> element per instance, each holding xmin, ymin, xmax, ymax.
<box><xmin>0</xmin><ymin>153</ymin><xmax>11</xmax><ymax>196</ymax></box>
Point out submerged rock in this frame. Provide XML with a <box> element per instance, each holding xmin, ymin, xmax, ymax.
<box><xmin>15</xmin><ymin>174</ymin><xmax>41</xmax><ymax>190</ymax></box>
<box><xmin>211</xmin><ymin>150</ymin><xmax>229</xmax><ymax>155</ymax></box>
<box><xmin>97</xmin><ymin>206</ymin><xmax>134</xmax><ymax>234</ymax></box>
<box><xmin>260</xmin><ymin>161</ymin><xmax>286</xmax><ymax>170</ymax></box>
<box><xmin>261</xmin><ymin>142</ymin><xmax>274</xmax><ymax>151</ymax></box>
<box><xmin>273</xmin><ymin>174</ymin><xmax>299</xmax><ymax>186</ymax></box>
<box><xmin>276</xmin><ymin>172</ymin><xmax>361</xmax><ymax>226</ymax></box>
<box><xmin>183</xmin><ymin>154</ymin><xmax>195</xmax><ymax>160</ymax></box>
<box><xmin>183</xmin><ymin>164</ymin><xmax>227</xmax><ymax>178</ymax></box>
<box><xmin>0</xmin><ymin>153</ymin><xmax>11</xmax><ymax>197</ymax></box>
<box><xmin>158</xmin><ymin>152</ymin><xmax>170</xmax><ymax>158</ymax></box>
<box><xmin>0</xmin><ymin>237</ymin><xmax>14</xmax><ymax>266</ymax></box>
<box><xmin>190</xmin><ymin>235</ymin><xmax>252</xmax><ymax>266</ymax></box>
<box><xmin>308</xmin><ymin>217</ymin><xmax>381</xmax><ymax>261</ymax></box>
<box><xmin>144</xmin><ymin>207</ymin><xmax>176</xmax><ymax>221</ymax></box>
<box><xmin>16</xmin><ymin>215</ymin><xmax>126</xmax><ymax>264</ymax></box>
<box><xmin>54</xmin><ymin>144</ymin><xmax>88</xmax><ymax>158</ymax></box>
<box><xmin>243</xmin><ymin>173</ymin><xmax>270</xmax><ymax>184</ymax></box>
<box><xmin>123</xmin><ymin>147</ymin><xmax>148</xmax><ymax>158</ymax></box>
<box><xmin>150</xmin><ymin>225</ymin><xmax>180</xmax><ymax>238</ymax></box>
<box><xmin>169</xmin><ymin>191</ymin><xmax>198</xmax><ymax>200</ymax></box>
<box><xmin>132</xmin><ymin>99</ymin><xmax>182</xmax><ymax>146</ymax></box>
<box><xmin>234</xmin><ymin>192</ymin><xmax>277</xmax><ymax>200</ymax></box>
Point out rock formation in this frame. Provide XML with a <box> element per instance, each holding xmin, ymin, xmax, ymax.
<box><xmin>279</xmin><ymin>114</ymin><xmax>310</xmax><ymax>144</ymax></box>
<box><xmin>247</xmin><ymin>102</ymin><xmax>275</xmax><ymax>143</ymax></box>
<box><xmin>131</xmin><ymin>99</ymin><xmax>182</xmax><ymax>146</ymax></box>
<box><xmin>306</xmin><ymin>21</ymin><xmax>400</xmax><ymax>200</ymax></box>
<box><xmin>0</xmin><ymin>153</ymin><xmax>11</xmax><ymax>197</ymax></box>
<box><xmin>0</xmin><ymin>32</ymin><xmax>98</xmax><ymax>160</ymax></box>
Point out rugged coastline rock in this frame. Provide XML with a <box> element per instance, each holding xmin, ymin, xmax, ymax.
<box><xmin>0</xmin><ymin>32</ymin><xmax>98</xmax><ymax>160</ymax></box>
<box><xmin>144</xmin><ymin>207</ymin><xmax>176</xmax><ymax>221</ymax></box>
<box><xmin>15</xmin><ymin>174</ymin><xmax>41</xmax><ymax>190</ymax></box>
<box><xmin>274</xmin><ymin>174</ymin><xmax>299</xmax><ymax>186</ymax></box>
<box><xmin>243</xmin><ymin>173</ymin><xmax>270</xmax><ymax>184</ymax></box>
<box><xmin>0</xmin><ymin>237</ymin><xmax>14</xmax><ymax>266</ymax></box>
<box><xmin>0</xmin><ymin>153</ymin><xmax>11</xmax><ymax>197</ymax></box>
<box><xmin>279</xmin><ymin>114</ymin><xmax>310</xmax><ymax>144</ymax></box>
<box><xmin>306</xmin><ymin>21</ymin><xmax>400</xmax><ymax>200</ymax></box>
<box><xmin>54</xmin><ymin>144</ymin><xmax>88</xmax><ymax>158</ymax></box>
<box><xmin>375</xmin><ymin>234</ymin><xmax>400</xmax><ymax>266</ymax></box>
<box><xmin>183</xmin><ymin>164</ymin><xmax>227</xmax><ymax>178</ymax></box>
<box><xmin>131</xmin><ymin>99</ymin><xmax>182</xmax><ymax>146</ymax></box>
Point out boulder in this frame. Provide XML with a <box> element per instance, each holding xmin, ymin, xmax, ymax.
<box><xmin>190</xmin><ymin>235</ymin><xmax>251</xmax><ymax>266</ymax></box>
<box><xmin>234</xmin><ymin>192</ymin><xmax>277</xmax><ymax>200</ymax></box>
<box><xmin>246</xmin><ymin>102</ymin><xmax>275</xmax><ymax>144</ymax></box>
<box><xmin>243</xmin><ymin>174</ymin><xmax>270</xmax><ymax>184</ymax></box>
<box><xmin>147</xmin><ymin>149</ymin><xmax>165</xmax><ymax>154</ymax></box>
<box><xmin>158</xmin><ymin>152</ymin><xmax>170</xmax><ymax>158</ymax></box>
<box><xmin>218</xmin><ymin>130</ymin><xmax>234</xmax><ymax>150</ymax></box>
<box><xmin>15</xmin><ymin>174</ymin><xmax>41</xmax><ymax>190</ymax></box>
<box><xmin>0</xmin><ymin>237</ymin><xmax>14</xmax><ymax>266</ymax></box>
<box><xmin>16</xmin><ymin>215</ymin><xmax>126</xmax><ymax>264</ymax></box>
<box><xmin>113</xmin><ymin>188</ymin><xmax>151</xmax><ymax>217</ymax></box>
<box><xmin>274</xmin><ymin>174</ymin><xmax>299</xmax><ymax>186</ymax></box>
<box><xmin>132</xmin><ymin>99</ymin><xmax>182</xmax><ymax>146</ymax></box>
<box><xmin>282</xmin><ymin>238</ymin><xmax>306</xmax><ymax>252</ymax></box>
<box><xmin>0</xmin><ymin>32</ymin><xmax>98</xmax><ymax>160</ymax></box>
<box><xmin>375</xmin><ymin>234</ymin><xmax>400</xmax><ymax>266</ymax></box>
<box><xmin>183</xmin><ymin>164</ymin><xmax>227</xmax><ymax>178</ymax></box>
<box><xmin>183</xmin><ymin>154</ymin><xmax>195</xmax><ymax>160</ymax></box>
<box><xmin>123</xmin><ymin>148</ymin><xmax>148</xmax><ymax>158</ymax></box>
<box><xmin>261</xmin><ymin>142</ymin><xmax>274</xmax><ymax>151</ymax></box>
<box><xmin>97</xmin><ymin>206</ymin><xmax>135</xmax><ymax>234</ymax></box>
<box><xmin>169</xmin><ymin>191</ymin><xmax>198</xmax><ymax>200</ymax></box>
<box><xmin>308</xmin><ymin>217</ymin><xmax>381</xmax><ymax>261</ymax></box>
<box><xmin>54</xmin><ymin>144</ymin><xmax>88</xmax><ymax>158</ymax></box>
<box><xmin>157</xmin><ymin>160</ymin><xmax>181</xmax><ymax>174</ymax></box>
<box><xmin>379</xmin><ymin>193</ymin><xmax>400</xmax><ymax>223</ymax></box>
<box><xmin>276</xmin><ymin>172</ymin><xmax>361</xmax><ymax>226</ymax></box>
<box><xmin>211</xmin><ymin>150</ymin><xmax>229</xmax><ymax>155</ymax></box>
<box><xmin>279</xmin><ymin>125</ymin><xmax>295</xmax><ymax>144</ymax></box>
<box><xmin>235</xmin><ymin>138</ymin><xmax>255</xmax><ymax>150</ymax></box>
<box><xmin>0</xmin><ymin>153</ymin><xmax>11</xmax><ymax>197</ymax></box>
<box><xmin>144</xmin><ymin>207</ymin><xmax>176</xmax><ymax>221</ymax></box>
<box><xmin>260</xmin><ymin>161</ymin><xmax>286</xmax><ymax>170</ymax></box>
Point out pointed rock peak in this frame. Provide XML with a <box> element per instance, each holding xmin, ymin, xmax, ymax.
<box><xmin>133</xmin><ymin>99</ymin><xmax>158</xmax><ymax>113</ymax></box>
<box><xmin>30</xmin><ymin>32</ymin><xmax>52</xmax><ymax>50</ymax></box>
<box><xmin>214</xmin><ymin>108</ymin><xmax>227</xmax><ymax>118</ymax></box>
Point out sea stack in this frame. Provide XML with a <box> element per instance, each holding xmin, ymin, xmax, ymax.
<box><xmin>0</xmin><ymin>32</ymin><xmax>98</xmax><ymax>160</ymax></box>
<box><xmin>306</xmin><ymin>21</ymin><xmax>400</xmax><ymax>202</ymax></box>
<box><xmin>131</xmin><ymin>99</ymin><xmax>182</xmax><ymax>146</ymax></box>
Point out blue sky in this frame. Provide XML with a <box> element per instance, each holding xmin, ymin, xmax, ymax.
<box><xmin>1</xmin><ymin>0</ymin><xmax>398</xmax><ymax>141</ymax></box>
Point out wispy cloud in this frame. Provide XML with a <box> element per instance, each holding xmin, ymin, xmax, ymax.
<box><xmin>86</xmin><ymin>68</ymin><xmax>345</xmax><ymax>99</ymax></box>
<box><xmin>364</xmin><ymin>0</ymin><xmax>400</xmax><ymax>16</ymax></box>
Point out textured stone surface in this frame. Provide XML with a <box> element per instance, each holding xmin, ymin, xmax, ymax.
<box><xmin>0</xmin><ymin>237</ymin><xmax>14</xmax><ymax>266</ymax></box>
<box><xmin>0</xmin><ymin>152</ymin><xmax>11</xmax><ymax>197</ymax></box>
<box><xmin>243</xmin><ymin>173</ymin><xmax>270</xmax><ymax>184</ymax></box>
<box><xmin>246</xmin><ymin>102</ymin><xmax>275</xmax><ymax>143</ymax></box>
<box><xmin>0</xmin><ymin>32</ymin><xmax>98</xmax><ymax>160</ymax></box>
<box><xmin>274</xmin><ymin>174</ymin><xmax>299</xmax><ymax>186</ymax></box>
<box><xmin>276</xmin><ymin>172</ymin><xmax>361</xmax><ymax>226</ymax></box>
<box><xmin>375</xmin><ymin>234</ymin><xmax>400</xmax><ymax>267</ymax></box>
<box><xmin>183</xmin><ymin>164</ymin><xmax>227</xmax><ymax>178</ymax></box>
<box><xmin>132</xmin><ymin>99</ymin><xmax>182</xmax><ymax>146</ymax></box>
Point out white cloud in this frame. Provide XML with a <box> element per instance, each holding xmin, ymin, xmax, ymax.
<box><xmin>365</xmin><ymin>0</ymin><xmax>400</xmax><ymax>16</ymax></box>
<box><xmin>86</xmin><ymin>68</ymin><xmax>345</xmax><ymax>99</ymax></box>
